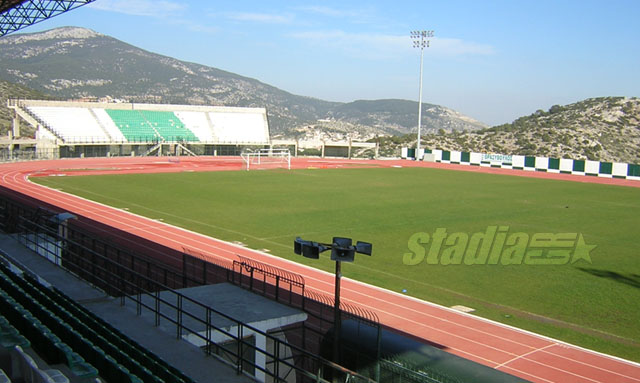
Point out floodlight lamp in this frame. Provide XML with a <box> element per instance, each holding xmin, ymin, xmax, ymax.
<box><xmin>329</xmin><ymin>237</ymin><xmax>352</xmax><ymax>261</ymax></box>
<box><xmin>294</xmin><ymin>237</ymin><xmax>307</xmax><ymax>255</ymax></box>
<box><xmin>296</xmin><ymin>236</ymin><xmax>371</xmax><ymax>262</ymax></box>
<box><xmin>295</xmin><ymin>237</ymin><xmax>329</xmax><ymax>259</ymax></box>
<box><xmin>331</xmin><ymin>245</ymin><xmax>356</xmax><ymax>262</ymax></box>
<box><xmin>333</xmin><ymin>237</ymin><xmax>352</xmax><ymax>248</ymax></box>
<box><xmin>302</xmin><ymin>243</ymin><xmax>321</xmax><ymax>259</ymax></box>
<box><xmin>355</xmin><ymin>241</ymin><xmax>372</xmax><ymax>256</ymax></box>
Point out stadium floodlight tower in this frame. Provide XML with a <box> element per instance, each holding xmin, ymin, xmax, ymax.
<box><xmin>294</xmin><ymin>236</ymin><xmax>372</xmax><ymax>366</ymax></box>
<box><xmin>411</xmin><ymin>30</ymin><xmax>434</xmax><ymax>160</ymax></box>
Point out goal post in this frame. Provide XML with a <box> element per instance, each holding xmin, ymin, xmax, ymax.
<box><xmin>241</xmin><ymin>148</ymin><xmax>291</xmax><ymax>171</ymax></box>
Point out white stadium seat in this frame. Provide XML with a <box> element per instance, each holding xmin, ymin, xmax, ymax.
<box><xmin>173</xmin><ymin>111</ymin><xmax>214</xmax><ymax>142</ymax></box>
<box><xmin>28</xmin><ymin>106</ymin><xmax>109</xmax><ymax>143</ymax></box>
<box><xmin>209</xmin><ymin>111</ymin><xmax>268</xmax><ymax>143</ymax></box>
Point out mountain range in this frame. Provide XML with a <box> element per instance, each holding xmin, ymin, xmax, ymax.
<box><xmin>1</xmin><ymin>27</ymin><xmax>638</xmax><ymax>164</ymax></box>
<box><xmin>0</xmin><ymin>26</ymin><xmax>486</xmax><ymax>140</ymax></box>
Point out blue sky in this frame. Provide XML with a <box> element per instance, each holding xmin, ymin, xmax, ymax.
<box><xmin>22</xmin><ymin>0</ymin><xmax>640</xmax><ymax>126</ymax></box>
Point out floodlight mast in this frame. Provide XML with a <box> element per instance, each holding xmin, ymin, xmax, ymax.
<box><xmin>411</xmin><ymin>30</ymin><xmax>434</xmax><ymax>160</ymax></box>
<box><xmin>293</xmin><ymin>236</ymin><xmax>372</xmax><ymax>377</ymax></box>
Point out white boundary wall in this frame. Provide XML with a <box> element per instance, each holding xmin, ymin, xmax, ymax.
<box><xmin>404</xmin><ymin>147</ymin><xmax>640</xmax><ymax>181</ymax></box>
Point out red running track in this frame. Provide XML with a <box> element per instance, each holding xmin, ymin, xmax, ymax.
<box><xmin>1</xmin><ymin>156</ymin><xmax>638</xmax><ymax>383</ymax></box>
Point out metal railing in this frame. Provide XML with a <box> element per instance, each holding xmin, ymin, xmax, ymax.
<box><xmin>5</xmin><ymin>204</ymin><xmax>374</xmax><ymax>383</ymax></box>
<box><xmin>0</xmin><ymin>193</ymin><xmax>462</xmax><ymax>383</ymax></box>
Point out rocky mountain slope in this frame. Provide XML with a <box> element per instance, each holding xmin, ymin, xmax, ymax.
<box><xmin>0</xmin><ymin>26</ymin><xmax>486</xmax><ymax>139</ymax></box>
<box><xmin>383</xmin><ymin>97</ymin><xmax>640</xmax><ymax>163</ymax></box>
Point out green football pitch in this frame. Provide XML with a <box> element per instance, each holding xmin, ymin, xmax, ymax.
<box><xmin>32</xmin><ymin>167</ymin><xmax>640</xmax><ymax>361</ymax></box>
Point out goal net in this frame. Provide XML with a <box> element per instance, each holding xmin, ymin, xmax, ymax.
<box><xmin>241</xmin><ymin>148</ymin><xmax>291</xmax><ymax>171</ymax></box>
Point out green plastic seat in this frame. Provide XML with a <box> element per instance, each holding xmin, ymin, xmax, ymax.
<box><xmin>0</xmin><ymin>331</ymin><xmax>30</xmax><ymax>349</ymax></box>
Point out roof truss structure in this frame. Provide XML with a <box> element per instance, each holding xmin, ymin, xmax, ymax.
<box><xmin>0</xmin><ymin>0</ymin><xmax>95</xmax><ymax>37</ymax></box>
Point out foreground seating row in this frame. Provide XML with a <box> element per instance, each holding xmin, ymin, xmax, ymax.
<box><xmin>0</xmin><ymin>261</ymin><xmax>194</xmax><ymax>383</ymax></box>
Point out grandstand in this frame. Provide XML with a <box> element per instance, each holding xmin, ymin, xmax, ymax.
<box><xmin>2</xmin><ymin>99</ymin><xmax>379</xmax><ymax>161</ymax></box>
<box><xmin>6</xmin><ymin>99</ymin><xmax>272</xmax><ymax>158</ymax></box>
